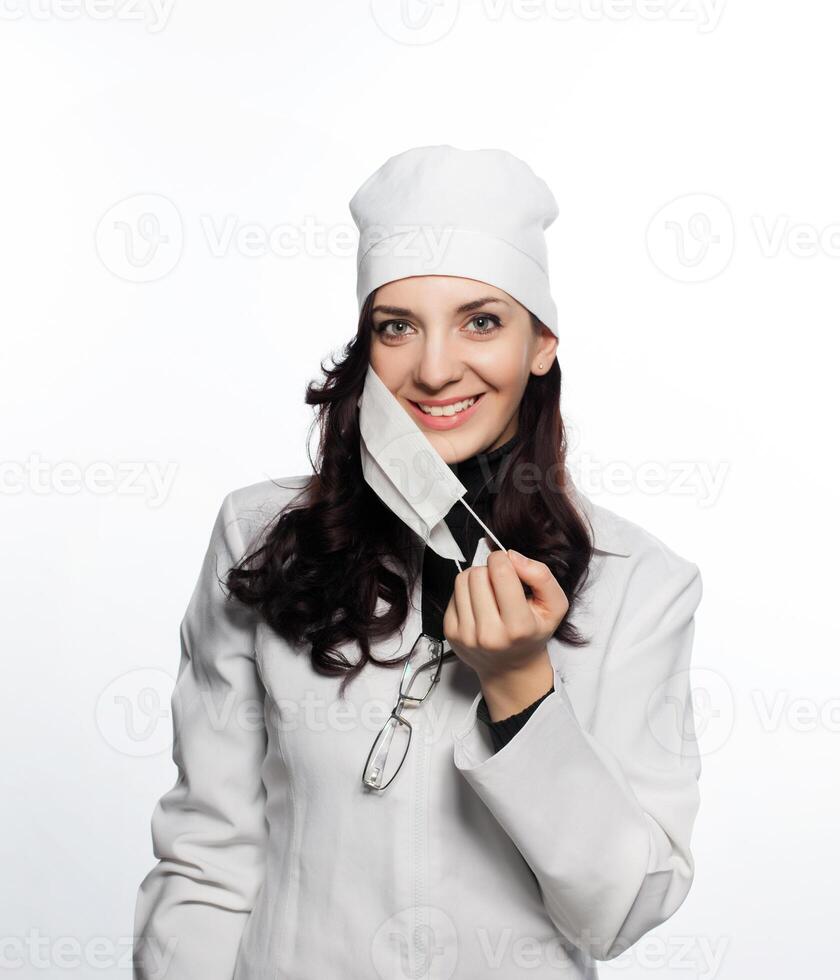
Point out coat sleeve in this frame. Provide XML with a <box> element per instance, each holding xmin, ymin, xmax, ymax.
<box><xmin>451</xmin><ymin>547</ymin><xmax>703</xmax><ymax>961</ymax></box>
<box><xmin>477</xmin><ymin>688</ymin><xmax>555</xmax><ymax>752</ymax></box>
<box><xmin>133</xmin><ymin>492</ymin><xmax>268</xmax><ymax>980</ymax></box>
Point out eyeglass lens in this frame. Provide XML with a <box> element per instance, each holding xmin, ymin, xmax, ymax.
<box><xmin>400</xmin><ymin>634</ymin><xmax>443</xmax><ymax>702</ymax></box>
<box><xmin>363</xmin><ymin>714</ymin><xmax>411</xmax><ymax>789</ymax></box>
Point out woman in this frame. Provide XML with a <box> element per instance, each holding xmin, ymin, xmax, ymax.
<box><xmin>133</xmin><ymin>146</ymin><xmax>703</xmax><ymax>980</ymax></box>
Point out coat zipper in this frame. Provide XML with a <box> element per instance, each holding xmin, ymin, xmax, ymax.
<box><xmin>411</xmin><ymin>543</ymin><xmax>430</xmax><ymax>978</ymax></box>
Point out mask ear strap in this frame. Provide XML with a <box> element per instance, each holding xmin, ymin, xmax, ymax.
<box><xmin>449</xmin><ymin>496</ymin><xmax>507</xmax><ymax>571</ymax></box>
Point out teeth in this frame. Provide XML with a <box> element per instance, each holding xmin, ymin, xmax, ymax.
<box><xmin>417</xmin><ymin>395</ymin><xmax>478</xmax><ymax>417</ymax></box>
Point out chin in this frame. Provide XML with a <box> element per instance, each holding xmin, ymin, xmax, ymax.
<box><xmin>425</xmin><ymin>430</ymin><xmax>488</xmax><ymax>464</ymax></box>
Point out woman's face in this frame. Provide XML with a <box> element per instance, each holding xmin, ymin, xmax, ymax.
<box><xmin>369</xmin><ymin>275</ymin><xmax>558</xmax><ymax>463</ymax></box>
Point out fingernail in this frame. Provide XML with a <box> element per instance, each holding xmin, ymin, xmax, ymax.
<box><xmin>508</xmin><ymin>549</ymin><xmax>523</xmax><ymax>561</ymax></box>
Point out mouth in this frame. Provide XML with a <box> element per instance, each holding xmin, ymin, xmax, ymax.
<box><xmin>405</xmin><ymin>392</ymin><xmax>486</xmax><ymax>429</ymax></box>
<box><xmin>409</xmin><ymin>393</ymin><xmax>484</xmax><ymax>416</ymax></box>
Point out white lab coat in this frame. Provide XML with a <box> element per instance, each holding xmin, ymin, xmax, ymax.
<box><xmin>133</xmin><ymin>473</ymin><xmax>703</xmax><ymax>980</ymax></box>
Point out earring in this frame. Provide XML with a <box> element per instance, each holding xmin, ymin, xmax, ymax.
<box><xmin>538</xmin><ymin>362</ymin><xmax>543</xmax><ymax>370</ymax></box>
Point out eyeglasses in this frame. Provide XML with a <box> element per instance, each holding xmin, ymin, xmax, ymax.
<box><xmin>362</xmin><ymin>632</ymin><xmax>456</xmax><ymax>792</ymax></box>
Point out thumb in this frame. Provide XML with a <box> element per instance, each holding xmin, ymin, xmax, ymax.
<box><xmin>507</xmin><ymin>549</ymin><xmax>545</xmax><ymax>580</ymax></box>
<box><xmin>507</xmin><ymin>549</ymin><xmax>567</xmax><ymax>617</ymax></box>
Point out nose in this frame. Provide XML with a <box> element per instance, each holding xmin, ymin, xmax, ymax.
<box><xmin>413</xmin><ymin>325</ymin><xmax>464</xmax><ymax>393</ymax></box>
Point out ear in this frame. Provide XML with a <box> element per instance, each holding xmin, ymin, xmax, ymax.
<box><xmin>532</xmin><ymin>329</ymin><xmax>558</xmax><ymax>374</ymax></box>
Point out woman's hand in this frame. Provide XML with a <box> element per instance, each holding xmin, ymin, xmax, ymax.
<box><xmin>442</xmin><ymin>548</ymin><xmax>569</xmax><ymax>685</ymax></box>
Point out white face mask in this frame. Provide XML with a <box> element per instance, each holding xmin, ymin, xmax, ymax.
<box><xmin>357</xmin><ymin>364</ymin><xmax>507</xmax><ymax>568</ymax></box>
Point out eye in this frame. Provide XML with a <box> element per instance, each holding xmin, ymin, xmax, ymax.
<box><xmin>373</xmin><ymin>313</ymin><xmax>503</xmax><ymax>343</ymax></box>
<box><xmin>465</xmin><ymin>313</ymin><xmax>502</xmax><ymax>336</ymax></box>
<box><xmin>373</xmin><ymin>319</ymin><xmax>416</xmax><ymax>342</ymax></box>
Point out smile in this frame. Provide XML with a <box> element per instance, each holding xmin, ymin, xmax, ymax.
<box><xmin>414</xmin><ymin>394</ymin><xmax>481</xmax><ymax>416</ymax></box>
<box><xmin>406</xmin><ymin>393</ymin><xmax>485</xmax><ymax>430</ymax></box>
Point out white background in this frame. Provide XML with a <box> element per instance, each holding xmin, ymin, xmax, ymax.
<box><xmin>2</xmin><ymin>1</ymin><xmax>837</xmax><ymax>977</ymax></box>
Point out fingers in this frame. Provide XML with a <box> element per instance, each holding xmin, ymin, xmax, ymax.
<box><xmin>485</xmin><ymin>550</ymin><xmax>534</xmax><ymax>637</ymax></box>
<box><xmin>452</xmin><ymin>567</ymin><xmax>476</xmax><ymax>645</ymax></box>
<box><xmin>447</xmin><ymin>551</ymin><xmax>570</xmax><ymax>655</ymax></box>
<box><xmin>442</xmin><ymin>591</ymin><xmax>458</xmax><ymax>645</ymax></box>
<box><xmin>507</xmin><ymin>550</ymin><xmax>569</xmax><ymax>620</ymax></box>
<box><xmin>467</xmin><ymin>566</ymin><xmax>503</xmax><ymax>647</ymax></box>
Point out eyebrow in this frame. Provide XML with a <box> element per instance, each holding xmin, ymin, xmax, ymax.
<box><xmin>371</xmin><ymin>297</ymin><xmax>510</xmax><ymax>317</ymax></box>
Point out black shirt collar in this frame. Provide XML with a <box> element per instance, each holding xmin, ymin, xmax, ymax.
<box><xmin>446</xmin><ymin>431</ymin><xmax>520</xmax><ymax>498</ymax></box>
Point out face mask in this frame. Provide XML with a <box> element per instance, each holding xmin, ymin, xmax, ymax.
<box><xmin>357</xmin><ymin>364</ymin><xmax>507</xmax><ymax>567</ymax></box>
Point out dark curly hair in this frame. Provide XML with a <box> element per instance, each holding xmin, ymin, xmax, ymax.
<box><xmin>226</xmin><ymin>292</ymin><xmax>595</xmax><ymax>699</ymax></box>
